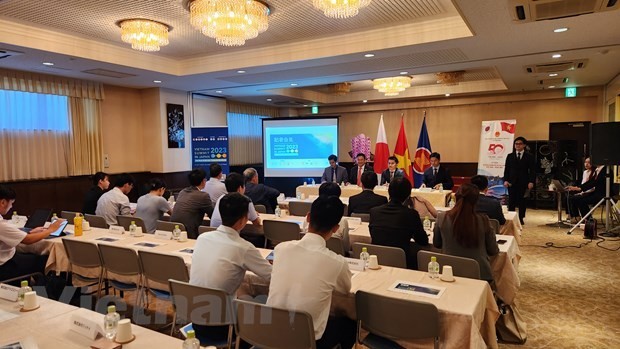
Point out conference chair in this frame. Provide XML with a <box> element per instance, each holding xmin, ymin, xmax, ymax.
<box><xmin>138</xmin><ymin>250</ymin><xmax>189</xmax><ymax>306</ymax></box>
<box><xmin>326</xmin><ymin>237</ymin><xmax>345</xmax><ymax>256</ymax></box>
<box><xmin>84</xmin><ymin>214</ymin><xmax>109</xmax><ymax>229</ymax></box>
<box><xmin>288</xmin><ymin>201</ymin><xmax>312</xmax><ymax>216</ymax></box>
<box><xmin>488</xmin><ymin>219</ymin><xmax>500</xmax><ymax>235</ymax></box>
<box><xmin>98</xmin><ymin>244</ymin><xmax>144</xmax><ymax>308</ymax></box>
<box><xmin>169</xmin><ymin>279</ymin><xmax>234</xmax><ymax>347</ymax></box>
<box><xmin>356</xmin><ymin>290</ymin><xmax>440</xmax><ymax>349</ymax></box>
<box><xmin>352</xmin><ymin>243</ymin><xmax>407</xmax><ymax>269</ymax></box>
<box><xmin>417</xmin><ymin>250</ymin><xmax>481</xmax><ymax>280</ymax></box>
<box><xmin>60</xmin><ymin>210</ymin><xmax>79</xmax><ymax>220</ymax></box>
<box><xmin>234</xmin><ymin>299</ymin><xmax>316</xmax><ymax>349</ymax></box>
<box><xmin>198</xmin><ymin>225</ymin><xmax>217</xmax><ymax>234</ymax></box>
<box><xmin>263</xmin><ymin>220</ymin><xmax>301</xmax><ymax>248</ymax></box>
<box><xmin>351</xmin><ymin>213</ymin><xmax>370</xmax><ymax>222</ymax></box>
<box><xmin>61</xmin><ymin>239</ymin><xmax>104</xmax><ymax>299</ymax></box>
<box><xmin>116</xmin><ymin>215</ymin><xmax>148</xmax><ymax>234</ymax></box>
<box><xmin>254</xmin><ymin>204</ymin><xmax>267</xmax><ymax>214</ymax></box>
<box><xmin>156</xmin><ymin>220</ymin><xmax>186</xmax><ymax>232</ymax></box>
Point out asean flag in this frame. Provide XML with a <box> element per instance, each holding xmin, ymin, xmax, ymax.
<box><xmin>413</xmin><ymin>116</ymin><xmax>432</xmax><ymax>188</ymax></box>
<box><xmin>394</xmin><ymin>117</ymin><xmax>414</xmax><ymax>185</ymax></box>
<box><xmin>501</xmin><ymin>122</ymin><xmax>515</xmax><ymax>134</ymax></box>
<box><xmin>374</xmin><ymin>115</ymin><xmax>390</xmax><ymax>175</ymax></box>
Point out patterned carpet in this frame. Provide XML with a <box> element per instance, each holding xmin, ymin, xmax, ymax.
<box><xmin>499</xmin><ymin>209</ymin><xmax>620</xmax><ymax>349</ymax></box>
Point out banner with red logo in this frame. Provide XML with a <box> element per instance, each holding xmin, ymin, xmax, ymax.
<box><xmin>477</xmin><ymin>120</ymin><xmax>516</xmax><ymax>177</ymax></box>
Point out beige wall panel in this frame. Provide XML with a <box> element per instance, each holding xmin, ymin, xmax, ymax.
<box><xmin>140</xmin><ymin>88</ymin><xmax>163</xmax><ymax>173</ymax></box>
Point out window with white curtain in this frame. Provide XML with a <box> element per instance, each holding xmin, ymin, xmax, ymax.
<box><xmin>0</xmin><ymin>89</ymin><xmax>71</xmax><ymax>181</ymax></box>
<box><xmin>227</xmin><ymin>112</ymin><xmax>268</xmax><ymax>165</ymax></box>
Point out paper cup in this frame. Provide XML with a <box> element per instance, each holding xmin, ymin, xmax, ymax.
<box><xmin>441</xmin><ymin>265</ymin><xmax>455</xmax><ymax>282</ymax></box>
<box><xmin>82</xmin><ymin>220</ymin><xmax>91</xmax><ymax>231</ymax></box>
<box><xmin>179</xmin><ymin>231</ymin><xmax>188</xmax><ymax>242</ymax></box>
<box><xmin>115</xmin><ymin>319</ymin><xmax>133</xmax><ymax>343</ymax></box>
<box><xmin>23</xmin><ymin>291</ymin><xmax>38</xmax><ymax>310</ymax></box>
<box><xmin>368</xmin><ymin>255</ymin><xmax>379</xmax><ymax>269</ymax></box>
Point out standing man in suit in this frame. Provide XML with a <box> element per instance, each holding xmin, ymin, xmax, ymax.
<box><xmin>349</xmin><ymin>153</ymin><xmax>373</xmax><ymax>186</ymax></box>
<box><xmin>380</xmin><ymin>156</ymin><xmax>404</xmax><ymax>185</ymax></box>
<box><xmin>348</xmin><ymin>171</ymin><xmax>388</xmax><ymax>216</ymax></box>
<box><xmin>471</xmin><ymin>175</ymin><xmax>506</xmax><ymax>225</ymax></box>
<box><xmin>422</xmin><ymin>152</ymin><xmax>454</xmax><ymax>190</ymax></box>
<box><xmin>321</xmin><ymin>154</ymin><xmax>349</xmax><ymax>184</ymax></box>
<box><xmin>503</xmin><ymin>137</ymin><xmax>536</xmax><ymax>225</ymax></box>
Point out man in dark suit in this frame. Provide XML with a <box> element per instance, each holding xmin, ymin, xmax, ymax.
<box><xmin>471</xmin><ymin>175</ymin><xmax>506</xmax><ymax>225</ymax></box>
<box><xmin>369</xmin><ymin>178</ymin><xmax>429</xmax><ymax>270</ymax></box>
<box><xmin>348</xmin><ymin>171</ymin><xmax>388</xmax><ymax>216</ymax></box>
<box><xmin>243</xmin><ymin>167</ymin><xmax>280</xmax><ymax>213</ymax></box>
<box><xmin>422</xmin><ymin>152</ymin><xmax>454</xmax><ymax>190</ymax></box>
<box><xmin>503</xmin><ymin>137</ymin><xmax>536</xmax><ymax>225</ymax></box>
<box><xmin>568</xmin><ymin>164</ymin><xmax>606</xmax><ymax>220</ymax></box>
<box><xmin>349</xmin><ymin>153</ymin><xmax>373</xmax><ymax>186</ymax></box>
<box><xmin>321</xmin><ymin>154</ymin><xmax>349</xmax><ymax>184</ymax></box>
<box><xmin>380</xmin><ymin>156</ymin><xmax>404</xmax><ymax>185</ymax></box>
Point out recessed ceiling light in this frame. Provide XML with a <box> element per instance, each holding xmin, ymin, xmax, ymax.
<box><xmin>399</xmin><ymin>72</ymin><xmax>408</xmax><ymax>75</ymax></box>
<box><xmin>266</xmin><ymin>98</ymin><xmax>272</xmax><ymax>102</ymax></box>
<box><xmin>153</xmin><ymin>80</ymin><xmax>162</xmax><ymax>83</ymax></box>
<box><xmin>548</xmin><ymin>86</ymin><xmax>556</xmax><ymax>89</ymax></box>
<box><xmin>237</xmin><ymin>70</ymin><xmax>246</xmax><ymax>74</ymax></box>
<box><xmin>303</xmin><ymin>104</ymin><xmax>308</xmax><ymax>107</ymax></box>
<box><xmin>553</xmin><ymin>27</ymin><xmax>568</xmax><ymax>33</ymax></box>
<box><xmin>552</xmin><ymin>54</ymin><xmax>562</xmax><ymax>58</ymax></box>
<box><xmin>215</xmin><ymin>90</ymin><xmax>223</xmax><ymax>93</ymax></box>
<box><xmin>364</xmin><ymin>53</ymin><xmax>375</xmax><ymax>58</ymax></box>
<box><xmin>362</xmin><ymin>100</ymin><xmax>368</xmax><ymax>103</ymax></box>
<box><xmin>290</xmin><ymin>83</ymin><xmax>298</xmax><ymax>86</ymax></box>
<box><xmin>548</xmin><ymin>73</ymin><xmax>558</xmax><ymax>77</ymax></box>
<box><xmin>42</xmin><ymin>62</ymin><xmax>54</xmax><ymax>66</ymax></box>
<box><xmin>445</xmin><ymin>93</ymin><xmax>450</xmax><ymax>97</ymax></box>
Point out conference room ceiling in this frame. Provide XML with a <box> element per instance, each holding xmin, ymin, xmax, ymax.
<box><xmin>0</xmin><ymin>0</ymin><xmax>619</xmax><ymax>106</ymax></box>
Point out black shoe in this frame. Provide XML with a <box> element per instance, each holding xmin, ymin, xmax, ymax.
<box><xmin>519</xmin><ymin>218</ymin><xmax>525</xmax><ymax>225</ymax></box>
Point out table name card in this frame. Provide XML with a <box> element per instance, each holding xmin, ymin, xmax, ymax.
<box><xmin>108</xmin><ymin>226</ymin><xmax>125</xmax><ymax>235</ymax></box>
<box><xmin>344</xmin><ymin>257</ymin><xmax>365</xmax><ymax>272</ymax></box>
<box><xmin>154</xmin><ymin>231</ymin><xmax>173</xmax><ymax>240</ymax></box>
<box><xmin>0</xmin><ymin>283</ymin><xmax>19</xmax><ymax>301</ymax></box>
<box><xmin>70</xmin><ymin>314</ymin><xmax>102</xmax><ymax>340</ymax></box>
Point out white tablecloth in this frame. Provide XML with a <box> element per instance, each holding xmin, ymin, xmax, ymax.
<box><xmin>297</xmin><ymin>185</ymin><xmax>450</xmax><ymax>207</ymax></box>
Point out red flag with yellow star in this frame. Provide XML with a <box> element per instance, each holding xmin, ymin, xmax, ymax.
<box><xmin>394</xmin><ymin>117</ymin><xmax>414</xmax><ymax>185</ymax></box>
<box><xmin>413</xmin><ymin>116</ymin><xmax>432</xmax><ymax>188</ymax></box>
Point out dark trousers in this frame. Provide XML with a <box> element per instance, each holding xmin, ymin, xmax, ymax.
<box><xmin>316</xmin><ymin>316</ymin><xmax>357</xmax><ymax>349</ymax></box>
<box><xmin>0</xmin><ymin>252</ymin><xmax>48</xmax><ymax>283</ymax></box>
<box><xmin>572</xmin><ymin>193</ymin><xmax>603</xmax><ymax>218</ymax></box>
<box><xmin>508</xmin><ymin>184</ymin><xmax>528</xmax><ymax>221</ymax></box>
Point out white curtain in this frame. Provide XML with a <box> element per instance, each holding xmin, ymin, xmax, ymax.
<box><xmin>226</xmin><ymin>102</ymin><xmax>279</xmax><ymax>166</ymax></box>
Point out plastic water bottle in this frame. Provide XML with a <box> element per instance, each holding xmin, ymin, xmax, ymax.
<box><xmin>103</xmin><ymin>305</ymin><xmax>121</xmax><ymax>340</ymax></box>
<box><xmin>172</xmin><ymin>224</ymin><xmax>181</xmax><ymax>240</ymax></box>
<box><xmin>423</xmin><ymin>216</ymin><xmax>431</xmax><ymax>231</ymax></box>
<box><xmin>74</xmin><ymin>213</ymin><xmax>83</xmax><ymax>237</ymax></box>
<box><xmin>51</xmin><ymin>213</ymin><xmax>58</xmax><ymax>223</ymax></box>
<box><xmin>17</xmin><ymin>280</ymin><xmax>32</xmax><ymax>308</ymax></box>
<box><xmin>360</xmin><ymin>247</ymin><xmax>370</xmax><ymax>269</ymax></box>
<box><xmin>448</xmin><ymin>197</ymin><xmax>455</xmax><ymax>208</ymax></box>
<box><xmin>311</xmin><ymin>178</ymin><xmax>316</xmax><ymax>186</ymax></box>
<box><xmin>274</xmin><ymin>206</ymin><xmax>281</xmax><ymax>218</ymax></box>
<box><xmin>168</xmin><ymin>194</ymin><xmax>175</xmax><ymax>205</ymax></box>
<box><xmin>302</xmin><ymin>219</ymin><xmax>308</xmax><ymax>233</ymax></box>
<box><xmin>11</xmin><ymin>211</ymin><xmax>19</xmax><ymax>224</ymax></box>
<box><xmin>129</xmin><ymin>221</ymin><xmax>138</xmax><ymax>236</ymax></box>
<box><xmin>428</xmin><ymin>256</ymin><xmax>440</xmax><ymax>279</ymax></box>
<box><xmin>183</xmin><ymin>330</ymin><xmax>200</xmax><ymax>349</ymax></box>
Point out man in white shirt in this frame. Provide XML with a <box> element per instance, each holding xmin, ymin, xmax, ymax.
<box><xmin>190</xmin><ymin>192</ymin><xmax>272</xmax><ymax>343</ymax></box>
<box><xmin>267</xmin><ymin>195</ymin><xmax>355</xmax><ymax>349</ymax></box>
<box><xmin>95</xmin><ymin>173</ymin><xmax>134</xmax><ymax>226</ymax></box>
<box><xmin>210</xmin><ymin>173</ymin><xmax>261</xmax><ymax>231</ymax></box>
<box><xmin>0</xmin><ymin>185</ymin><xmax>66</xmax><ymax>282</ymax></box>
<box><xmin>203</xmin><ymin>163</ymin><xmax>227</xmax><ymax>206</ymax></box>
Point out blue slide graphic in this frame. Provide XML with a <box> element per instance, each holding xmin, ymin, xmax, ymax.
<box><xmin>265</xmin><ymin>125</ymin><xmax>337</xmax><ymax>170</ymax></box>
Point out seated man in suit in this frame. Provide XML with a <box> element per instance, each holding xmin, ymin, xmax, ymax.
<box><xmin>170</xmin><ymin>169</ymin><xmax>214</xmax><ymax>239</ymax></box>
<box><xmin>348</xmin><ymin>171</ymin><xmax>387</xmax><ymax>216</ymax></box>
<box><xmin>320</xmin><ymin>154</ymin><xmax>349</xmax><ymax>184</ymax></box>
<box><xmin>243</xmin><ymin>167</ymin><xmax>280</xmax><ymax>213</ymax></box>
<box><xmin>422</xmin><ymin>152</ymin><xmax>454</xmax><ymax>190</ymax></box>
<box><xmin>370</xmin><ymin>178</ymin><xmax>429</xmax><ymax>270</ymax></box>
<box><xmin>470</xmin><ymin>175</ymin><xmax>506</xmax><ymax>225</ymax></box>
<box><xmin>349</xmin><ymin>153</ymin><xmax>373</xmax><ymax>186</ymax></box>
<box><xmin>380</xmin><ymin>156</ymin><xmax>404</xmax><ymax>185</ymax></box>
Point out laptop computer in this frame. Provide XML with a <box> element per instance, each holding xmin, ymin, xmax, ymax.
<box><xmin>551</xmin><ymin>179</ymin><xmax>567</xmax><ymax>193</ymax></box>
<box><xmin>18</xmin><ymin>209</ymin><xmax>52</xmax><ymax>233</ymax></box>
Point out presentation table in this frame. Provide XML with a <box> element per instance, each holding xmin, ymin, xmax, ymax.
<box><xmin>296</xmin><ymin>184</ymin><xmax>451</xmax><ymax>207</ymax></box>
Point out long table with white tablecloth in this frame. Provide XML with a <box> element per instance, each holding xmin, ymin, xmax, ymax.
<box><xmin>296</xmin><ymin>184</ymin><xmax>450</xmax><ymax>207</ymax></box>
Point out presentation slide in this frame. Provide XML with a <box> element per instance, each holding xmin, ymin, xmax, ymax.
<box><xmin>263</xmin><ymin>118</ymin><xmax>338</xmax><ymax>177</ymax></box>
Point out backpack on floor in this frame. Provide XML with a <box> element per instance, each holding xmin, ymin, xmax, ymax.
<box><xmin>584</xmin><ymin>218</ymin><xmax>597</xmax><ymax>239</ymax></box>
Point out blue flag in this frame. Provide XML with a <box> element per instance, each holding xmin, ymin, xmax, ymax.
<box><xmin>412</xmin><ymin>117</ymin><xmax>432</xmax><ymax>188</ymax></box>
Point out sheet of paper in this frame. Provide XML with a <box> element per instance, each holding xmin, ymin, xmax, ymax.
<box><xmin>388</xmin><ymin>280</ymin><xmax>446</xmax><ymax>299</ymax></box>
<box><xmin>0</xmin><ymin>310</ymin><xmax>19</xmax><ymax>324</ymax></box>
<box><xmin>132</xmin><ymin>241</ymin><xmax>164</xmax><ymax>248</ymax></box>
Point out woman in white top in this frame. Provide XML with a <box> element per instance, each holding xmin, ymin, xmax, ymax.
<box><xmin>135</xmin><ymin>178</ymin><xmax>172</xmax><ymax>233</ymax></box>
<box><xmin>580</xmin><ymin>157</ymin><xmax>594</xmax><ymax>184</ymax></box>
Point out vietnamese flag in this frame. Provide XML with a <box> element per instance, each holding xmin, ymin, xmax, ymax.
<box><xmin>394</xmin><ymin>117</ymin><xmax>414</xmax><ymax>184</ymax></box>
<box><xmin>374</xmin><ymin>115</ymin><xmax>390</xmax><ymax>175</ymax></box>
<box><xmin>501</xmin><ymin>122</ymin><xmax>515</xmax><ymax>134</ymax></box>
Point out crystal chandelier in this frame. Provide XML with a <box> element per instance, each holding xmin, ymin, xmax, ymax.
<box><xmin>189</xmin><ymin>0</ymin><xmax>270</xmax><ymax>47</ymax></box>
<box><xmin>373</xmin><ymin>76</ymin><xmax>412</xmax><ymax>96</ymax></box>
<box><xmin>119</xmin><ymin>19</ymin><xmax>170</xmax><ymax>52</ymax></box>
<box><xmin>312</xmin><ymin>0</ymin><xmax>372</xmax><ymax>18</ymax></box>
<box><xmin>328</xmin><ymin>82</ymin><xmax>351</xmax><ymax>95</ymax></box>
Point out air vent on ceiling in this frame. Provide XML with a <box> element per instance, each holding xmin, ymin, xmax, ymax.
<box><xmin>81</xmin><ymin>69</ymin><xmax>136</xmax><ymax>78</ymax></box>
<box><xmin>510</xmin><ymin>0</ymin><xmax>619</xmax><ymax>22</ymax></box>
<box><xmin>273</xmin><ymin>100</ymin><xmax>308</xmax><ymax>107</ymax></box>
<box><xmin>525</xmin><ymin>59</ymin><xmax>587</xmax><ymax>73</ymax></box>
<box><xmin>538</xmin><ymin>77</ymin><xmax>570</xmax><ymax>84</ymax></box>
<box><xmin>0</xmin><ymin>48</ymin><xmax>24</xmax><ymax>60</ymax></box>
